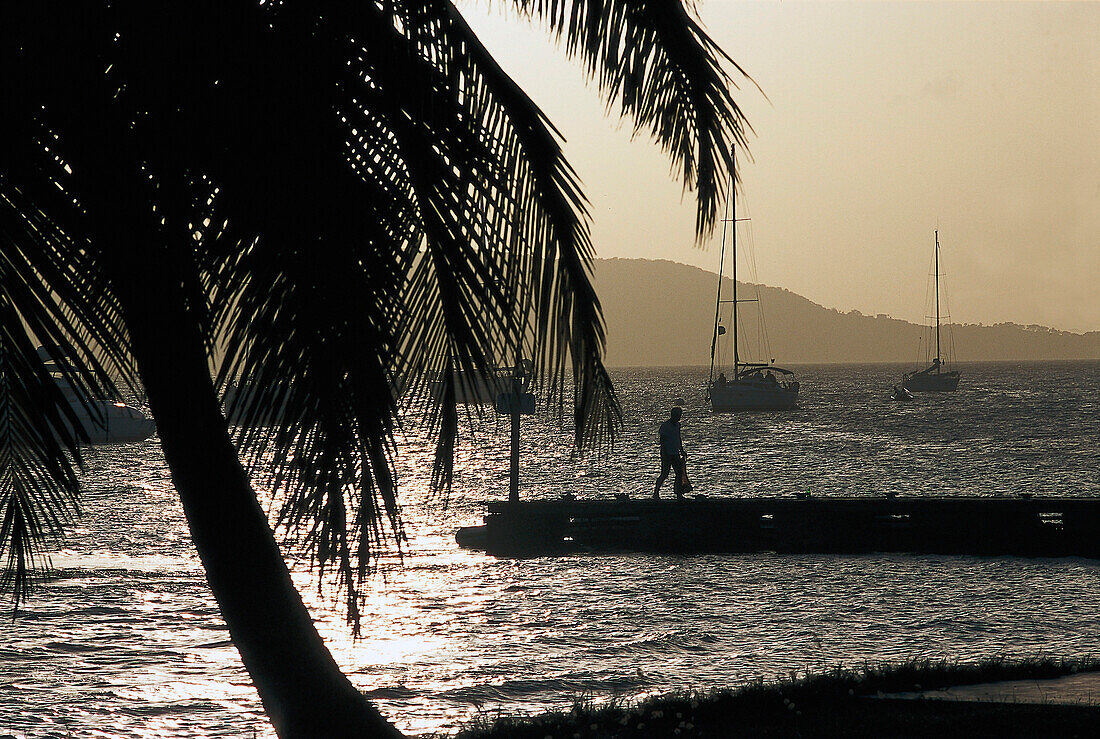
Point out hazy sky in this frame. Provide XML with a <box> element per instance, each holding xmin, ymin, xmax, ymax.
<box><xmin>460</xmin><ymin>1</ymin><xmax>1099</xmax><ymax>333</ymax></box>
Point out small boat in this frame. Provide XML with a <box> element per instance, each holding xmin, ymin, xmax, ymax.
<box><xmin>39</xmin><ymin>347</ymin><xmax>156</xmax><ymax>444</ymax></box>
<box><xmin>706</xmin><ymin>145</ymin><xmax>799</xmax><ymax>412</ymax></box>
<box><xmin>431</xmin><ymin>358</ymin><xmax>533</xmax><ymax>404</ymax></box>
<box><xmin>890</xmin><ymin>385</ymin><xmax>914</xmax><ymax>402</ymax></box>
<box><xmin>902</xmin><ymin>231</ymin><xmax>960</xmax><ymax>392</ymax></box>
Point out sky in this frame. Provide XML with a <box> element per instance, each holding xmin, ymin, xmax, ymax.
<box><xmin>458</xmin><ymin>1</ymin><xmax>1100</xmax><ymax>334</ymax></box>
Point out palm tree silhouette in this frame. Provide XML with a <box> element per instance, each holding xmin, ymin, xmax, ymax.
<box><xmin>1</xmin><ymin>2</ymin><xmax>749</xmax><ymax>736</ymax></box>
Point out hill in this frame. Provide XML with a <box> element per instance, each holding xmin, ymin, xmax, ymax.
<box><xmin>589</xmin><ymin>259</ymin><xmax>1099</xmax><ymax>366</ymax></box>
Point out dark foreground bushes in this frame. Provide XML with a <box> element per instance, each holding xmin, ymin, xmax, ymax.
<box><xmin>453</xmin><ymin>656</ymin><xmax>1100</xmax><ymax>738</ymax></box>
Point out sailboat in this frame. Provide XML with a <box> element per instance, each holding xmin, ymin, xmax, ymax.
<box><xmin>706</xmin><ymin>146</ymin><xmax>799</xmax><ymax>411</ymax></box>
<box><xmin>902</xmin><ymin>231</ymin><xmax>960</xmax><ymax>392</ymax></box>
<box><xmin>38</xmin><ymin>346</ymin><xmax>156</xmax><ymax>444</ymax></box>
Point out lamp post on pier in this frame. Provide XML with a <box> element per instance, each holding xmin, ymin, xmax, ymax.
<box><xmin>495</xmin><ymin>357</ymin><xmax>535</xmax><ymax>503</ymax></box>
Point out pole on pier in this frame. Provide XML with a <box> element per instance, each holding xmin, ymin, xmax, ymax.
<box><xmin>509</xmin><ymin>365</ymin><xmax>522</xmax><ymax>503</ymax></box>
<box><xmin>496</xmin><ymin>356</ymin><xmax>533</xmax><ymax>503</ymax></box>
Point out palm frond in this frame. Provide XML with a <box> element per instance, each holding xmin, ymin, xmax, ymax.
<box><xmin>1</xmin><ymin>0</ymin><xmax>750</xmax><ymax>628</ymax></box>
<box><xmin>0</xmin><ymin>291</ymin><xmax>87</xmax><ymax>607</ymax></box>
<box><xmin>191</xmin><ymin>0</ymin><xmax>627</xmax><ymax>626</ymax></box>
<box><xmin>515</xmin><ymin>0</ymin><xmax>754</xmax><ymax>236</ymax></box>
<box><xmin>0</xmin><ymin>329</ymin><xmax>83</xmax><ymax>608</ymax></box>
<box><xmin>0</xmin><ymin>3</ymin><xmax>181</xmax><ymax>606</ymax></box>
<box><xmin>372</xmin><ymin>0</ymin><xmax>622</xmax><ymax>449</ymax></box>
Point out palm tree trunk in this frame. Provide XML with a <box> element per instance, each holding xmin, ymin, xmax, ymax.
<box><xmin>107</xmin><ymin>258</ymin><xmax>403</xmax><ymax>738</ymax></box>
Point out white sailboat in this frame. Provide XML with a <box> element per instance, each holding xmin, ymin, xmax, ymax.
<box><xmin>902</xmin><ymin>231</ymin><xmax>960</xmax><ymax>392</ymax></box>
<box><xmin>39</xmin><ymin>347</ymin><xmax>156</xmax><ymax>444</ymax></box>
<box><xmin>706</xmin><ymin>147</ymin><xmax>799</xmax><ymax>412</ymax></box>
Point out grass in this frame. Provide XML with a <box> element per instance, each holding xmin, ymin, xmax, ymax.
<box><xmin>451</xmin><ymin>656</ymin><xmax>1100</xmax><ymax>738</ymax></box>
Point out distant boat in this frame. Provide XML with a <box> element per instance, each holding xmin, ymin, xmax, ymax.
<box><xmin>432</xmin><ymin>358</ymin><xmax>532</xmax><ymax>404</ymax></box>
<box><xmin>706</xmin><ymin>145</ymin><xmax>799</xmax><ymax>411</ymax></box>
<box><xmin>39</xmin><ymin>346</ymin><xmax>156</xmax><ymax>444</ymax></box>
<box><xmin>903</xmin><ymin>231</ymin><xmax>960</xmax><ymax>392</ymax></box>
<box><xmin>890</xmin><ymin>385</ymin><xmax>914</xmax><ymax>402</ymax></box>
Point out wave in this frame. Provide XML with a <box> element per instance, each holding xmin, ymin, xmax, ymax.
<box><xmin>44</xmin><ymin>641</ymin><xmax>107</xmax><ymax>654</ymax></box>
<box><xmin>439</xmin><ymin>675</ymin><xmax>643</xmax><ymax>703</ymax></box>
<box><xmin>362</xmin><ymin>684</ymin><xmax>418</xmax><ymax>700</ymax></box>
<box><xmin>51</xmin><ymin>552</ymin><xmax>200</xmax><ymax>573</ymax></box>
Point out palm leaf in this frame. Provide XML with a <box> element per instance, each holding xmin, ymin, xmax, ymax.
<box><xmin>0</xmin><ymin>178</ymin><xmax>132</xmax><ymax>605</ymax></box>
<box><xmin>0</xmin><ymin>3</ymin><xmax>190</xmax><ymax>604</ymax></box>
<box><xmin>1</xmin><ymin>1</ymin><xmax>752</xmax><ymax>627</ymax></box>
<box><xmin>190</xmin><ymin>0</ymin><xmax>623</xmax><ymax>625</ymax></box>
<box><xmin>515</xmin><ymin>0</ymin><xmax>755</xmax><ymax>236</ymax></box>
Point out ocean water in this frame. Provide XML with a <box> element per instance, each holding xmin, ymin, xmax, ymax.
<box><xmin>3</xmin><ymin>361</ymin><xmax>1098</xmax><ymax>737</ymax></box>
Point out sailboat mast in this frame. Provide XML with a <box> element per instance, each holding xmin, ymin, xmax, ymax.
<box><xmin>709</xmin><ymin>170</ymin><xmax>731</xmax><ymax>390</ymax></box>
<box><xmin>731</xmin><ymin>147</ymin><xmax>739</xmax><ymax>377</ymax></box>
<box><xmin>934</xmin><ymin>230</ymin><xmax>941</xmax><ymax>365</ymax></box>
<box><xmin>710</xmin><ymin>145</ymin><xmax>737</xmax><ymax>388</ymax></box>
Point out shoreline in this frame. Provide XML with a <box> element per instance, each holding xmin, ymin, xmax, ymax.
<box><xmin>450</xmin><ymin>656</ymin><xmax>1100</xmax><ymax>738</ymax></box>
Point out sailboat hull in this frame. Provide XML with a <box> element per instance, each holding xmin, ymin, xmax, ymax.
<box><xmin>709</xmin><ymin>381</ymin><xmax>799</xmax><ymax>411</ymax></box>
<box><xmin>903</xmin><ymin>370</ymin><xmax>960</xmax><ymax>392</ymax></box>
<box><xmin>55</xmin><ymin>382</ymin><xmax>156</xmax><ymax>443</ymax></box>
<box><xmin>39</xmin><ymin>347</ymin><xmax>155</xmax><ymax>444</ymax></box>
<box><xmin>59</xmin><ymin>401</ymin><xmax>157</xmax><ymax>444</ymax></box>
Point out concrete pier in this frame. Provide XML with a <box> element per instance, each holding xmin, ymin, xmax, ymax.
<box><xmin>456</xmin><ymin>496</ymin><xmax>1100</xmax><ymax>558</ymax></box>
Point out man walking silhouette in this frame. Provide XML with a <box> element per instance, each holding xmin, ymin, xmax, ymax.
<box><xmin>653</xmin><ymin>406</ymin><xmax>686</xmax><ymax>499</ymax></box>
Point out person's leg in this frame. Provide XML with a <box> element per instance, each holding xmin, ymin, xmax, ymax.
<box><xmin>654</xmin><ymin>456</ymin><xmax>672</xmax><ymax>498</ymax></box>
<box><xmin>672</xmin><ymin>456</ymin><xmax>686</xmax><ymax>497</ymax></box>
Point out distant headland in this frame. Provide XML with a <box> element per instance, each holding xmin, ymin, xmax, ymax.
<box><xmin>591</xmin><ymin>258</ymin><xmax>1099</xmax><ymax>366</ymax></box>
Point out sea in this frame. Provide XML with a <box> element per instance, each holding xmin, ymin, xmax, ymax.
<box><xmin>4</xmin><ymin>361</ymin><xmax>1099</xmax><ymax>738</ymax></box>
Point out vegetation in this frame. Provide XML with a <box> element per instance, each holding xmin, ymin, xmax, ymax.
<box><xmin>455</xmin><ymin>656</ymin><xmax>1100</xmax><ymax>738</ymax></box>
<box><xmin>1</xmin><ymin>1</ymin><xmax>749</xmax><ymax>736</ymax></box>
